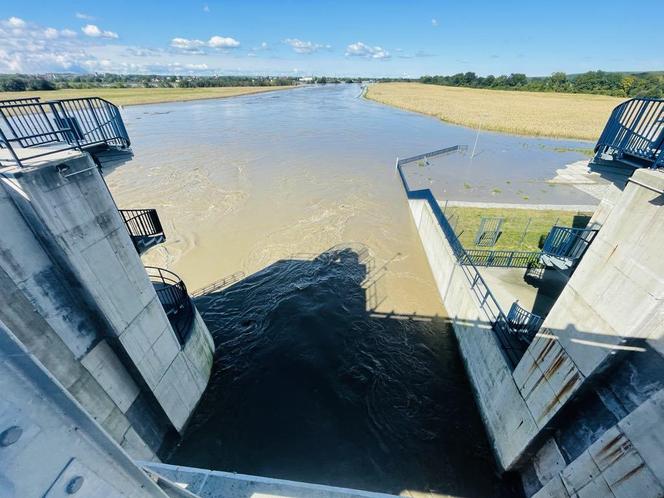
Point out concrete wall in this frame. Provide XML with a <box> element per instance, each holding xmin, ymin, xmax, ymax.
<box><xmin>0</xmin><ymin>321</ymin><xmax>171</xmax><ymax>498</ymax></box>
<box><xmin>0</xmin><ymin>152</ymin><xmax>214</xmax><ymax>457</ymax></box>
<box><xmin>534</xmin><ymin>389</ymin><xmax>664</xmax><ymax>498</ymax></box>
<box><xmin>408</xmin><ymin>197</ymin><xmax>538</xmax><ymax>469</ymax></box>
<box><xmin>407</xmin><ymin>168</ymin><xmax>664</xmax><ymax>496</ymax></box>
<box><xmin>511</xmin><ymin>168</ymin><xmax>664</xmax><ymax>494</ymax></box>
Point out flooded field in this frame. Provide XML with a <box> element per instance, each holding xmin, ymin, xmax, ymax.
<box><xmin>105</xmin><ymin>84</ymin><xmax>594</xmax><ymax>496</ymax></box>
<box><xmin>106</xmin><ymin>84</ymin><xmax>594</xmax><ymax>313</ymax></box>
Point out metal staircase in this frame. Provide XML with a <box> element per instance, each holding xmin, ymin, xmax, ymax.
<box><xmin>119</xmin><ymin>209</ymin><xmax>166</xmax><ymax>255</ymax></box>
<box><xmin>540</xmin><ymin>226</ymin><xmax>598</xmax><ymax>271</ymax></box>
<box><xmin>595</xmin><ymin>97</ymin><xmax>664</xmax><ymax>170</ymax></box>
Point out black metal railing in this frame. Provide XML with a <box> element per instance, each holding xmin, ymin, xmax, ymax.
<box><xmin>595</xmin><ymin>97</ymin><xmax>664</xmax><ymax>169</ymax></box>
<box><xmin>397</xmin><ymin>147</ymin><xmax>530</xmax><ymax>368</ymax></box>
<box><xmin>145</xmin><ymin>266</ymin><xmax>194</xmax><ymax>346</ymax></box>
<box><xmin>119</xmin><ymin>209</ymin><xmax>165</xmax><ymax>254</ymax></box>
<box><xmin>507</xmin><ymin>302</ymin><xmax>543</xmax><ymax>341</ymax></box>
<box><xmin>0</xmin><ymin>96</ymin><xmax>130</xmax><ymax>168</ymax></box>
<box><xmin>542</xmin><ymin>226</ymin><xmax>598</xmax><ymax>262</ymax></box>
<box><xmin>464</xmin><ymin>249</ymin><xmax>542</xmax><ymax>268</ymax></box>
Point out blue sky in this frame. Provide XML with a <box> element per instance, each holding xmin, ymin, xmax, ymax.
<box><xmin>1</xmin><ymin>0</ymin><xmax>662</xmax><ymax>77</ymax></box>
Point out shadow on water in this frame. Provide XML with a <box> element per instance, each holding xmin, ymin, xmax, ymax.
<box><xmin>168</xmin><ymin>245</ymin><xmax>519</xmax><ymax>497</ymax></box>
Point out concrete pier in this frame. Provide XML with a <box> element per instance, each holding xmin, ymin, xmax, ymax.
<box><xmin>406</xmin><ymin>166</ymin><xmax>664</xmax><ymax>496</ymax></box>
<box><xmin>0</xmin><ymin>320</ymin><xmax>176</xmax><ymax>497</ymax></box>
<box><xmin>0</xmin><ymin>150</ymin><xmax>214</xmax><ymax>459</ymax></box>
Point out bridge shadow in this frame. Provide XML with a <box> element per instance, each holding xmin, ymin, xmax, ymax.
<box><xmin>168</xmin><ymin>245</ymin><xmax>520</xmax><ymax>497</ymax></box>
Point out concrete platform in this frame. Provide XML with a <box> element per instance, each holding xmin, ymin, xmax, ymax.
<box><xmin>479</xmin><ymin>266</ymin><xmax>569</xmax><ymax>319</ymax></box>
<box><xmin>550</xmin><ymin>159</ymin><xmax>632</xmax><ymax>201</ymax></box>
<box><xmin>0</xmin><ymin>144</ymin><xmax>83</xmax><ymax>170</ymax></box>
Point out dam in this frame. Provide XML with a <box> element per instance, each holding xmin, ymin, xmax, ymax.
<box><xmin>0</xmin><ymin>87</ymin><xmax>662</xmax><ymax>498</ymax></box>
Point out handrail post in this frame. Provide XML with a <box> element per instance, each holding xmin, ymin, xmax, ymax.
<box><xmin>87</xmin><ymin>99</ymin><xmax>105</xmax><ymax>142</ymax></box>
<box><xmin>0</xmin><ymin>127</ymin><xmax>23</xmax><ymax>168</ymax></box>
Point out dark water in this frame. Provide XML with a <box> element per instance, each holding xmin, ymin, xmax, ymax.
<box><xmin>105</xmin><ymin>84</ymin><xmax>586</xmax><ymax>495</ymax></box>
<box><xmin>169</xmin><ymin>246</ymin><xmax>515</xmax><ymax>497</ymax></box>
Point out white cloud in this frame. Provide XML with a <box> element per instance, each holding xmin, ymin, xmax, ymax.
<box><xmin>171</xmin><ymin>35</ymin><xmax>240</xmax><ymax>50</ymax></box>
<box><xmin>208</xmin><ymin>35</ymin><xmax>240</xmax><ymax>48</ymax></box>
<box><xmin>1</xmin><ymin>15</ymin><xmax>379</xmax><ymax>76</ymax></box>
<box><xmin>0</xmin><ymin>17</ymin><xmax>90</xmax><ymax>73</ymax></box>
<box><xmin>431</xmin><ymin>18</ymin><xmax>439</xmax><ymax>27</ymax></box>
<box><xmin>0</xmin><ymin>16</ymin><xmax>233</xmax><ymax>75</ymax></box>
<box><xmin>75</xmin><ymin>12</ymin><xmax>94</xmax><ymax>20</ymax></box>
<box><xmin>284</xmin><ymin>38</ymin><xmax>329</xmax><ymax>54</ymax></box>
<box><xmin>82</xmin><ymin>24</ymin><xmax>118</xmax><ymax>39</ymax></box>
<box><xmin>44</xmin><ymin>27</ymin><xmax>59</xmax><ymax>39</ymax></box>
<box><xmin>170</xmin><ymin>37</ymin><xmax>205</xmax><ymax>50</ymax></box>
<box><xmin>203</xmin><ymin>4</ymin><xmax>210</xmax><ymax>12</ymax></box>
<box><xmin>345</xmin><ymin>42</ymin><xmax>390</xmax><ymax>60</ymax></box>
<box><xmin>6</xmin><ymin>17</ymin><xmax>26</xmax><ymax>28</ymax></box>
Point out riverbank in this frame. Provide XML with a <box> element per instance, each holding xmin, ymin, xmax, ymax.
<box><xmin>365</xmin><ymin>82</ymin><xmax>623</xmax><ymax>141</ymax></box>
<box><xmin>0</xmin><ymin>86</ymin><xmax>295</xmax><ymax>107</ymax></box>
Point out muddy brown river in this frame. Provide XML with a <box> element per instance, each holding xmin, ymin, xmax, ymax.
<box><xmin>105</xmin><ymin>84</ymin><xmax>594</xmax><ymax>496</ymax></box>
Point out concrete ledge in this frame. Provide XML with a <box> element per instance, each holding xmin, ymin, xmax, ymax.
<box><xmin>630</xmin><ymin>168</ymin><xmax>664</xmax><ymax>194</ymax></box>
<box><xmin>140</xmin><ymin>462</ymin><xmax>399</xmax><ymax>498</ymax></box>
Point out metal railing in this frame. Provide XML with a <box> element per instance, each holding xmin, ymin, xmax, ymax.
<box><xmin>397</xmin><ymin>146</ymin><xmax>529</xmax><ymax>368</ymax></box>
<box><xmin>542</xmin><ymin>226</ymin><xmax>598</xmax><ymax>262</ymax></box>
<box><xmin>595</xmin><ymin>97</ymin><xmax>664</xmax><ymax>169</ymax></box>
<box><xmin>145</xmin><ymin>266</ymin><xmax>194</xmax><ymax>346</ymax></box>
<box><xmin>507</xmin><ymin>302</ymin><xmax>543</xmax><ymax>341</ymax></box>
<box><xmin>0</xmin><ymin>96</ymin><xmax>130</xmax><ymax>168</ymax></box>
<box><xmin>191</xmin><ymin>272</ymin><xmax>246</xmax><ymax>298</ymax></box>
<box><xmin>119</xmin><ymin>208</ymin><xmax>163</xmax><ymax>237</ymax></box>
<box><xmin>119</xmin><ymin>209</ymin><xmax>165</xmax><ymax>254</ymax></box>
<box><xmin>464</xmin><ymin>249</ymin><xmax>542</xmax><ymax>268</ymax></box>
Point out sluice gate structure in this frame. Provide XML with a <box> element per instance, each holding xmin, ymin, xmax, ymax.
<box><xmin>400</xmin><ymin>98</ymin><xmax>664</xmax><ymax>497</ymax></box>
<box><xmin>0</xmin><ymin>92</ymin><xmax>662</xmax><ymax>498</ymax></box>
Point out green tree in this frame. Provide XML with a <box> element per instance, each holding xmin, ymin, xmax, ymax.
<box><xmin>1</xmin><ymin>77</ymin><xmax>27</xmax><ymax>91</ymax></box>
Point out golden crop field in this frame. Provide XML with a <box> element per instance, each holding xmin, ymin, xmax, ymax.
<box><xmin>366</xmin><ymin>82</ymin><xmax>625</xmax><ymax>141</ymax></box>
<box><xmin>0</xmin><ymin>86</ymin><xmax>294</xmax><ymax>107</ymax></box>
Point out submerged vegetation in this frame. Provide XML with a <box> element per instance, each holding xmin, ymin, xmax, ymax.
<box><xmin>366</xmin><ymin>83</ymin><xmax>623</xmax><ymax>140</ymax></box>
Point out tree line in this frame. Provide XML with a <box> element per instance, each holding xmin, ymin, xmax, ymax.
<box><xmin>0</xmin><ymin>73</ymin><xmax>393</xmax><ymax>92</ymax></box>
<box><xmin>420</xmin><ymin>71</ymin><xmax>664</xmax><ymax>98</ymax></box>
<box><xmin>2</xmin><ymin>71</ymin><xmax>663</xmax><ymax>98</ymax></box>
<box><xmin>0</xmin><ymin>73</ymin><xmax>301</xmax><ymax>92</ymax></box>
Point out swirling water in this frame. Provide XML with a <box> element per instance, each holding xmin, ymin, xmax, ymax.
<box><xmin>104</xmin><ymin>84</ymin><xmax>593</xmax><ymax>495</ymax></box>
<box><xmin>171</xmin><ymin>246</ymin><xmax>509</xmax><ymax>496</ymax></box>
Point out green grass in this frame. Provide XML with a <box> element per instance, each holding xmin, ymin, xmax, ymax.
<box><xmin>444</xmin><ymin>206</ymin><xmax>593</xmax><ymax>251</ymax></box>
